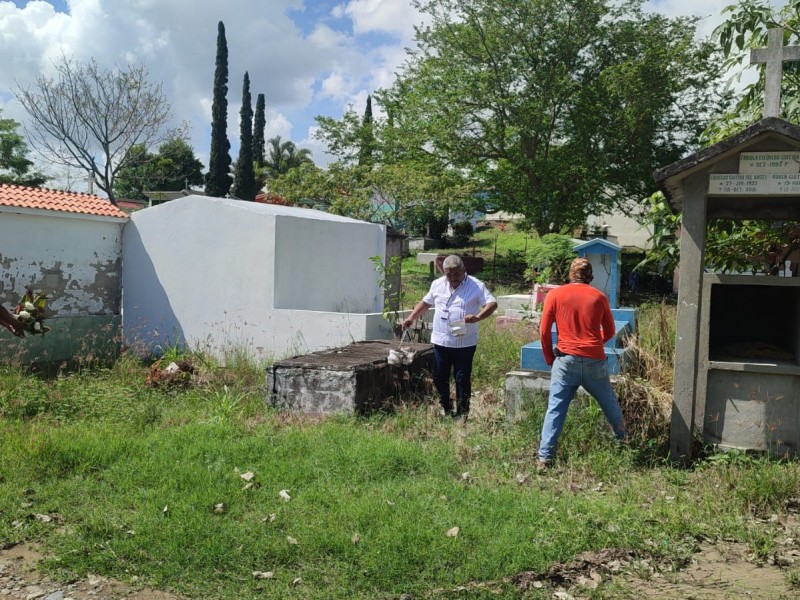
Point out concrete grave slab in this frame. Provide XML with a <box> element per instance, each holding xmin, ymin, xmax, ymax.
<box><xmin>267</xmin><ymin>340</ymin><xmax>435</xmax><ymax>415</ymax></box>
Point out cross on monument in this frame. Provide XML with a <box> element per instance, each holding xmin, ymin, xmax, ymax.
<box><xmin>750</xmin><ymin>27</ymin><xmax>800</xmax><ymax>118</ymax></box>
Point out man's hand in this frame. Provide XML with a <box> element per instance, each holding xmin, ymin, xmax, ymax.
<box><xmin>465</xmin><ymin>314</ymin><xmax>480</xmax><ymax>324</ymax></box>
<box><xmin>401</xmin><ymin>317</ymin><xmax>414</xmax><ymax>330</ymax></box>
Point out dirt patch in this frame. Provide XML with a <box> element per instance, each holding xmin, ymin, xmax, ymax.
<box><xmin>619</xmin><ymin>540</ymin><xmax>797</xmax><ymax>600</ymax></box>
<box><xmin>0</xmin><ymin>543</ymin><xmax>185</xmax><ymax>600</ymax></box>
<box><xmin>509</xmin><ymin>519</ymin><xmax>800</xmax><ymax>599</ymax></box>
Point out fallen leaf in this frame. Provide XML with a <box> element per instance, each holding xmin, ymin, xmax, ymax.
<box><xmin>240</xmin><ymin>471</ymin><xmax>255</xmax><ymax>482</ymax></box>
<box><xmin>287</xmin><ymin>536</ymin><xmax>298</xmax><ymax>545</ymax></box>
<box><xmin>461</xmin><ymin>471</ymin><xmax>470</xmax><ymax>480</ymax></box>
<box><xmin>386</xmin><ymin>499</ymin><xmax>395</xmax><ymax>506</ymax></box>
<box><xmin>252</xmin><ymin>571</ymin><xmax>274</xmax><ymax>579</ymax></box>
<box><xmin>577</xmin><ymin>570</ymin><xmax>602</xmax><ymax>589</ymax></box>
<box><xmin>515</xmin><ymin>473</ymin><xmax>528</xmax><ymax>484</ymax></box>
<box><xmin>261</xmin><ymin>513</ymin><xmax>277</xmax><ymax>523</ymax></box>
<box><xmin>279</xmin><ymin>490</ymin><xmax>291</xmax><ymax>502</ymax></box>
<box><xmin>447</xmin><ymin>526</ymin><xmax>460</xmax><ymax>538</ymax></box>
<box><xmin>292</xmin><ymin>577</ymin><xmax>302</xmax><ymax>586</ymax></box>
<box><xmin>352</xmin><ymin>533</ymin><xmax>361</xmax><ymax>545</ymax></box>
<box><xmin>213</xmin><ymin>503</ymin><xmax>225</xmax><ymax>514</ymax></box>
<box><xmin>162</xmin><ymin>506</ymin><xmax>169</xmax><ymax>515</ymax></box>
<box><xmin>34</xmin><ymin>513</ymin><xmax>52</xmax><ymax>523</ymax></box>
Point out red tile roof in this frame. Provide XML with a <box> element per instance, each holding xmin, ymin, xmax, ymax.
<box><xmin>0</xmin><ymin>183</ymin><xmax>128</xmax><ymax>219</ymax></box>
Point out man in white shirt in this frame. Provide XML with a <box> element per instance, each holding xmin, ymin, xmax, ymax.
<box><xmin>402</xmin><ymin>255</ymin><xmax>497</xmax><ymax>418</ymax></box>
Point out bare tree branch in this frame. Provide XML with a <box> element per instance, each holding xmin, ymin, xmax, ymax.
<box><xmin>16</xmin><ymin>54</ymin><xmax>185</xmax><ymax>205</ymax></box>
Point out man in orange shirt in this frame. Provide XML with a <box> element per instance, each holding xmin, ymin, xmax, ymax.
<box><xmin>537</xmin><ymin>258</ymin><xmax>626</xmax><ymax>469</ymax></box>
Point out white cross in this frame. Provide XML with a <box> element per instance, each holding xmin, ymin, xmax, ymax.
<box><xmin>750</xmin><ymin>27</ymin><xmax>800</xmax><ymax>118</ymax></box>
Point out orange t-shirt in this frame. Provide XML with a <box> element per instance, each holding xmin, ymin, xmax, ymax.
<box><xmin>539</xmin><ymin>283</ymin><xmax>614</xmax><ymax>365</ymax></box>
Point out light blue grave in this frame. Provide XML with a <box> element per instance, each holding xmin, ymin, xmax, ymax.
<box><xmin>520</xmin><ymin>238</ymin><xmax>637</xmax><ymax>374</ymax></box>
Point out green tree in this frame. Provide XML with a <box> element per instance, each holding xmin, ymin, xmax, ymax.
<box><xmin>114</xmin><ymin>139</ymin><xmax>204</xmax><ymax>200</ymax></box>
<box><xmin>314</xmin><ymin>94</ymin><xmax>471</xmax><ymax>236</ymax></box>
<box><xmin>233</xmin><ymin>71</ymin><xmax>257</xmax><ymax>201</ymax></box>
<box><xmin>253</xmin><ymin>93</ymin><xmax>266</xmax><ymax>167</ymax></box>
<box><xmin>381</xmin><ymin>0</ymin><xmax>729</xmax><ymax>234</ymax></box>
<box><xmin>358</xmin><ymin>94</ymin><xmax>375</xmax><ymax>167</ymax></box>
<box><xmin>271</xmin><ymin>159</ymin><xmax>470</xmax><ymax>233</ymax></box>
<box><xmin>205</xmin><ymin>21</ymin><xmax>232</xmax><ymax>198</ymax></box>
<box><xmin>16</xmin><ymin>55</ymin><xmax>181</xmax><ymax>205</ymax></box>
<box><xmin>264</xmin><ymin>136</ymin><xmax>313</xmax><ymax>177</ymax></box>
<box><xmin>0</xmin><ymin>111</ymin><xmax>46</xmax><ymax>187</ymax></box>
<box><xmin>706</xmin><ymin>1</ymin><xmax>800</xmax><ymax>142</ymax></box>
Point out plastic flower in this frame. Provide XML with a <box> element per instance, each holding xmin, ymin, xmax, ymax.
<box><xmin>13</xmin><ymin>287</ymin><xmax>50</xmax><ymax>335</ymax></box>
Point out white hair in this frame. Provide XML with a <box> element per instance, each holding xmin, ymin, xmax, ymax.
<box><xmin>442</xmin><ymin>255</ymin><xmax>464</xmax><ymax>271</ymax></box>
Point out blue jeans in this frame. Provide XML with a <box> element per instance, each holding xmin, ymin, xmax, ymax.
<box><xmin>538</xmin><ymin>355</ymin><xmax>626</xmax><ymax>462</ymax></box>
<box><xmin>433</xmin><ymin>344</ymin><xmax>477</xmax><ymax>415</ymax></box>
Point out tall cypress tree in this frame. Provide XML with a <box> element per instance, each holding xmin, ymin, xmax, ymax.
<box><xmin>252</xmin><ymin>93</ymin><xmax>266</xmax><ymax>167</ymax></box>
<box><xmin>233</xmin><ymin>71</ymin><xmax>257</xmax><ymax>201</ymax></box>
<box><xmin>205</xmin><ymin>21</ymin><xmax>232</xmax><ymax>197</ymax></box>
<box><xmin>358</xmin><ymin>94</ymin><xmax>375</xmax><ymax>167</ymax></box>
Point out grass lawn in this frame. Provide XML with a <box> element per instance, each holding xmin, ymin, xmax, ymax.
<box><xmin>1</xmin><ymin>304</ymin><xmax>799</xmax><ymax>598</ymax></box>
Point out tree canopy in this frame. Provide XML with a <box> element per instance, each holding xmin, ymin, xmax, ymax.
<box><xmin>253</xmin><ymin>93</ymin><xmax>266</xmax><ymax>168</ymax></box>
<box><xmin>15</xmin><ymin>55</ymin><xmax>180</xmax><ymax>205</ymax></box>
<box><xmin>0</xmin><ymin>110</ymin><xmax>46</xmax><ymax>187</ymax></box>
<box><xmin>264</xmin><ymin>136</ymin><xmax>313</xmax><ymax>178</ymax></box>
<box><xmin>706</xmin><ymin>0</ymin><xmax>800</xmax><ymax>142</ymax></box>
<box><xmin>205</xmin><ymin>21</ymin><xmax>232</xmax><ymax>198</ymax></box>
<box><xmin>113</xmin><ymin>138</ymin><xmax>204</xmax><ymax>200</ymax></box>
<box><xmin>374</xmin><ymin>0</ymin><xmax>730</xmax><ymax>234</ymax></box>
<box><xmin>232</xmin><ymin>71</ymin><xmax>258</xmax><ymax>201</ymax></box>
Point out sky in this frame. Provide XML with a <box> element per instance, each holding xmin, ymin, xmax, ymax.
<box><xmin>0</xmin><ymin>0</ymin><xmax>778</xmax><ymax>193</ymax></box>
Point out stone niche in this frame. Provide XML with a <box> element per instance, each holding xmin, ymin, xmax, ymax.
<box><xmin>266</xmin><ymin>340</ymin><xmax>435</xmax><ymax>415</ymax></box>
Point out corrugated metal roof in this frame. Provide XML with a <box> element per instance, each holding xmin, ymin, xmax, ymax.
<box><xmin>0</xmin><ymin>183</ymin><xmax>128</xmax><ymax>219</ymax></box>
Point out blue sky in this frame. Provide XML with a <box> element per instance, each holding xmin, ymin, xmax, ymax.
<box><xmin>0</xmin><ymin>0</ymin><xmax>766</xmax><ymax>193</ymax></box>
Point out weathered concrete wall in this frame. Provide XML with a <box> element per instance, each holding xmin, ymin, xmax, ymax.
<box><xmin>0</xmin><ymin>210</ymin><xmax>124</xmax><ymax>363</ymax></box>
<box><xmin>123</xmin><ymin>196</ymin><xmax>390</xmax><ymax>361</ymax></box>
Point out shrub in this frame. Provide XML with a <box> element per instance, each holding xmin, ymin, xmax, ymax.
<box><xmin>526</xmin><ymin>233</ymin><xmax>576</xmax><ymax>284</ymax></box>
<box><xmin>450</xmin><ymin>220</ymin><xmax>474</xmax><ymax>247</ymax></box>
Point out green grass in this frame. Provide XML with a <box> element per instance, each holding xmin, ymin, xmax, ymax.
<box><xmin>0</xmin><ymin>300</ymin><xmax>798</xmax><ymax>598</ymax></box>
<box><xmin>401</xmin><ymin>222</ymin><xmax>536</xmax><ymax>304</ymax></box>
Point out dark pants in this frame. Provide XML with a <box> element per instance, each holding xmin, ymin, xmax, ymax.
<box><xmin>433</xmin><ymin>344</ymin><xmax>477</xmax><ymax>415</ymax></box>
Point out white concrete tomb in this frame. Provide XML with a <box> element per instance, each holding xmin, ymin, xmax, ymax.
<box><xmin>122</xmin><ymin>196</ymin><xmax>391</xmax><ymax>361</ymax></box>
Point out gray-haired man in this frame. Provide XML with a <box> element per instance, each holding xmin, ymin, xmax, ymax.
<box><xmin>402</xmin><ymin>255</ymin><xmax>497</xmax><ymax>418</ymax></box>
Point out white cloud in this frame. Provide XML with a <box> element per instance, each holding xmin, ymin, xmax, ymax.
<box><xmin>320</xmin><ymin>72</ymin><xmax>354</xmax><ymax>101</ymax></box>
<box><xmin>344</xmin><ymin>0</ymin><xmax>419</xmax><ymax>38</ymax></box>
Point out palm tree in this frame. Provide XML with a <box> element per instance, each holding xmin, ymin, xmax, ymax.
<box><xmin>265</xmin><ymin>136</ymin><xmax>313</xmax><ymax>177</ymax></box>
